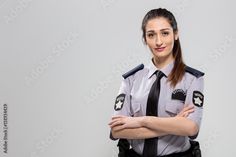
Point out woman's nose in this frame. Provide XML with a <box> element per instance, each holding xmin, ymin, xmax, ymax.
<box><xmin>155</xmin><ymin>35</ymin><xmax>163</xmax><ymax>46</ymax></box>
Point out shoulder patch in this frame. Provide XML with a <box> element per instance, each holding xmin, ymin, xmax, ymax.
<box><xmin>122</xmin><ymin>64</ymin><xmax>144</xmax><ymax>79</ymax></box>
<box><xmin>185</xmin><ymin>66</ymin><xmax>204</xmax><ymax>78</ymax></box>
<box><xmin>114</xmin><ymin>94</ymin><xmax>125</xmax><ymax>111</ymax></box>
<box><xmin>192</xmin><ymin>91</ymin><xmax>204</xmax><ymax>107</ymax></box>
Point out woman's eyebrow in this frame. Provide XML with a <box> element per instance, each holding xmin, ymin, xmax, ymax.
<box><xmin>146</xmin><ymin>30</ymin><xmax>155</xmax><ymax>33</ymax></box>
<box><xmin>160</xmin><ymin>28</ymin><xmax>171</xmax><ymax>31</ymax></box>
<box><xmin>146</xmin><ymin>28</ymin><xmax>171</xmax><ymax>33</ymax></box>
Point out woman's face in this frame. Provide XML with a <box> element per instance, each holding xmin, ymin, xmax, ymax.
<box><xmin>145</xmin><ymin>17</ymin><xmax>178</xmax><ymax>62</ymax></box>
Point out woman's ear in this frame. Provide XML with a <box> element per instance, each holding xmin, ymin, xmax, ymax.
<box><xmin>142</xmin><ymin>38</ymin><xmax>147</xmax><ymax>45</ymax></box>
<box><xmin>174</xmin><ymin>31</ymin><xmax>179</xmax><ymax>40</ymax></box>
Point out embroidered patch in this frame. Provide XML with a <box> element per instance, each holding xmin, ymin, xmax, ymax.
<box><xmin>171</xmin><ymin>89</ymin><xmax>186</xmax><ymax>102</ymax></box>
<box><xmin>192</xmin><ymin>91</ymin><xmax>204</xmax><ymax>107</ymax></box>
<box><xmin>114</xmin><ymin>94</ymin><xmax>125</xmax><ymax>111</ymax></box>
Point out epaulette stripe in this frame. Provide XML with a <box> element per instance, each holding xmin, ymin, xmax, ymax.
<box><xmin>185</xmin><ymin>66</ymin><xmax>204</xmax><ymax>78</ymax></box>
<box><xmin>122</xmin><ymin>64</ymin><xmax>144</xmax><ymax>79</ymax></box>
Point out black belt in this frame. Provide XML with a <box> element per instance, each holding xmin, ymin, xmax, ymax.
<box><xmin>128</xmin><ymin>147</ymin><xmax>191</xmax><ymax>157</ymax></box>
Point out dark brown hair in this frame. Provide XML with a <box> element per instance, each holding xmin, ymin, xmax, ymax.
<box><xmin>142</xmin><ymin>8</ymin><xmax>186</xmax><ymax>87</ymax></box>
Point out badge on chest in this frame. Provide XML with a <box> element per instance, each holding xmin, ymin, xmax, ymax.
<box><xmin>171</xmin><ymin>89</ymin><xmax>186</xmax><ymax>102</ymax></box>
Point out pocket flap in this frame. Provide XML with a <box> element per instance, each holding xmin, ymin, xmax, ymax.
<box><xmin>165</xmin><ymin>100</ymin><xmax>184</xmax><ymax>115</ymax></box>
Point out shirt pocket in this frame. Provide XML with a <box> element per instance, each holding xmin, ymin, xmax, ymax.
<box><xmin>165</xmin><ymin>100</ymin><xmax>184</xmax><ymax>116</ymax></box>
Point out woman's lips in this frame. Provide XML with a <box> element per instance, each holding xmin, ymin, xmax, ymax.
<box><xmin>154</xmin><ymin>47</ymin><xmax>166</xmax><ymax>52</ymax></box>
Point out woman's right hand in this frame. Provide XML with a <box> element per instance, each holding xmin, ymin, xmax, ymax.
<box><xmin>176</xmin><ymin>105</ymin><xmax>195</xmax><ymax>117</ymax></box>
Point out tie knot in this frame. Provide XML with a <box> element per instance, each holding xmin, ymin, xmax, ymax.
<box><xmin>156</xmin><ymin>70</ymin><xmax>165</xmax><ymax>80</ymax></box>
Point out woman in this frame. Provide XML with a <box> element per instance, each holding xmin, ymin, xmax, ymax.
<box><xmin>109</xmin><ymin>8</ymin><xmax>204</xmax><ymax>157</ymax></box>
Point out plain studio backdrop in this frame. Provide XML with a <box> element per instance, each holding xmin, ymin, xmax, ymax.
<box><xmin>0</xmin><ymin>0</ymin><xmax>235</xmax><ymax>156</ymax></box>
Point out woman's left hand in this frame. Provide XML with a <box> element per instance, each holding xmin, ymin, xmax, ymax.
<box><xmin>109</xmin><ymin>115</ymin><xmax>143</xmax><ymax>131</ymax></box>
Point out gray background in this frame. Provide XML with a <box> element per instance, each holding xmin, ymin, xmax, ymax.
<box><xmin>0</xmin><ymin>0</ymin><xmax>235</xmax><ymax>156</ymax></box>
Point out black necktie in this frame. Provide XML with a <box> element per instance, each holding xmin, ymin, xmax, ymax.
<box><xmin>143</xmin><ymin>71</ymin><xmax>164</xmax><ymax>157</ymax></box>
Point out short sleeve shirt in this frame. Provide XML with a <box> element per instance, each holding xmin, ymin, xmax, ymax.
<box><xmin>113</xmin><ymin>60</ymin><xmax>204</xmax><ymax>156</ymax></box>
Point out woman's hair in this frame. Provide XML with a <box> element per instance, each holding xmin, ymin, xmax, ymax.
<box><xmin>142</xmin><ymin>8</ymin><xmax>186</xmax><ymax>87</ymax></box>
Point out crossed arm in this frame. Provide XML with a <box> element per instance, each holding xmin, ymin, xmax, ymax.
<box><xmin>109</xmin><ymin>105</ymin><xmax>198</xmax><ymax>140</ymax></box>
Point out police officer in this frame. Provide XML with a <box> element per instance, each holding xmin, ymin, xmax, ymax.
<box><xmin>109</xmin><ymin>8</ymin><xmax>203</xmax><ymax>157</ymax></box>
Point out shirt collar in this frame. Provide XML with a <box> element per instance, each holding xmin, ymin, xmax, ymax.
<box><xmin>147</xmin><ymin>59</ymin><xmax>174</xmax><ymax>79</ymax></box>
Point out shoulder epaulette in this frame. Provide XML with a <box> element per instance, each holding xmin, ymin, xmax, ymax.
<box><xmin>122</xmin><ymin>64</ymin><xmax>144</xmax><ymax>79</ymax></box>
<box><xmin>185</xmin><ymin>66</ymin><xmax>204</xmax><ymax>78</ymax></box>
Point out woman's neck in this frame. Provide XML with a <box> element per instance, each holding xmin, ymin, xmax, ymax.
<box><xmin>153</xmin><ymin>54</ymin><xmax>174</xmax><ymax>69</ymax></box>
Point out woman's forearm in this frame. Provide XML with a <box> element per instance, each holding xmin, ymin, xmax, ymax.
<box><xmin>141</xmin><ymin>116</ymin><xmax>198</xmax><ymax>136</ymax></box>
<box><xmin>111</xmin><ymin>127</ymin><xmax>168</xmax><ymax>139</ymax></box>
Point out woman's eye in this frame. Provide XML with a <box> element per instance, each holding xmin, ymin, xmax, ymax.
<box><xmin>147</xmin><ymin>33</ymin><xmax>154</xmax><ymax>38</ymax></box>
<box><xmin>162</xmin><ymin>31</ymin><xmax>169</xmax><ymax>36</ymax></box>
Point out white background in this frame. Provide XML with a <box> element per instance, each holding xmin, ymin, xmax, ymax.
<box><xmin>0</xmin><ymin>0</ymin><xmax>235</xmax><ymax>156</ymax></box>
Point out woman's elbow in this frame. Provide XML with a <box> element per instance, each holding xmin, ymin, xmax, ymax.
<box><xmin>187</xmin><ymin>122</ymin><xmax>199</xmax><ymax>136</ymax></box>
<box><xmin>111</xmin><ymin>129</ymin><xmax>120</xmax><ymax>139</ymax></box>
